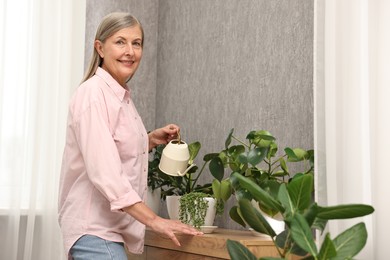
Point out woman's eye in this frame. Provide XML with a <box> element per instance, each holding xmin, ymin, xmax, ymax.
<box><xmin>116</xmin><ymin>40</ymin><xmax>125</xmax><ymax>45</ymax></box>
<box><xmin>133</xmin><ymin>42</ymin><xmax>142</xmax><ymax>48</ymax></box>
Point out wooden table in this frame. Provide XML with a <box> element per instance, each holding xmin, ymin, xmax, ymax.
<box><xmin>127</xmin><ymin>228</ymin><xmax>288</xmax><ymax>259</ymax></box>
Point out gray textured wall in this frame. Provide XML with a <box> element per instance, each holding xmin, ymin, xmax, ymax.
<box><xmin>86</xmin><ymin>0</ymin><xmax>314</xmax><ymax>230</ymax></box>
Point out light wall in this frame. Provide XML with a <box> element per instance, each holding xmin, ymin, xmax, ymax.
<box><xmin>86</xmin><ymin>0</ymin><xmax>314</xmax><ymax>229</ymax></box>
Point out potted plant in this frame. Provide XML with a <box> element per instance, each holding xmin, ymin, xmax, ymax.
<box><xmin>149</xmin><ymin>141</ymin><xmax>224</xmax><ymax>228</ymax></box>
<box><xmin>208</xmin><ymin>128</ymin><xmax>314</xmax><ymax>233</ymax></box>
<box><xmin>225</xmin><ymin>172</ymin><xmax>375</xmax><ymax>259</ymax></box>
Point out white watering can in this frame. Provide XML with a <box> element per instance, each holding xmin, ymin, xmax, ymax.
<box><xmin>158</xmin><ymin>132</ymin><xmax>195</xmax><ymax>177</ymax></box>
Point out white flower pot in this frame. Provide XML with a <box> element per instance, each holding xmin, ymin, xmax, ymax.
<box><xmin>202</xmin><ymin>197</ymin><xmax>217</xmax><ymax>226</ymax></box>
<box><xmin>166</xmin><ymin>195</ymin><xmax>181</xmax><ymax>220</ymax></box>
<box><xmin>146</xmin><ymin>187</ymin><xmax>161</xmax><ymax>215</ymax></box>
<box><xmin>166</xmin><ymin>195</ymin><xmax>216</xmax><ymax>226</ymax></box>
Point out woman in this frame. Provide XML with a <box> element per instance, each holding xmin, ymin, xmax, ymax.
<box><xmin>58</xmin><ymin>12</ymin><xmax>202</xmax><ymax>259</ymax></box>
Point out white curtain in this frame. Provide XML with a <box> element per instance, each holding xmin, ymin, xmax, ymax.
<box><xmin>315</xmin><ymin>0</ymin><xmax>390</xmax><ymax>259</ymax></box>
<box><xmin>0</xmin><ymin>0</ymin><xmax>86</xmax><ymax>259</ymax></box>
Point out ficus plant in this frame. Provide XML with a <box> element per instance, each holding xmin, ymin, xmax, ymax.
<box><xmin>226</xmin><ymin>172</ymin><xmax>375</xmax><ymax>260</ymax></box>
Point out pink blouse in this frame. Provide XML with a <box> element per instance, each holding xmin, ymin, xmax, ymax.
<box><xmin>58</xmin><ymin>67</ymin><xmax>149</xmax><ymax>257</ymax></box>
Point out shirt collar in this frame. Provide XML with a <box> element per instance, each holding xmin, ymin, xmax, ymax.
<box><xmin>95</xmin><ymin>67</ymin><xmax>131</xmax><ymax>102</ymax></box>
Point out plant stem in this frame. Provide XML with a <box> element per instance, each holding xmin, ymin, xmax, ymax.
<box><xmin>192</xmin><ymin>161</ymin><xmax>207</xmax><ymax>190</ymax></box>
<box><xmin>232</xmin><ymin>135</ymin><xmax>250</xmax><ymax>148</ymax></box>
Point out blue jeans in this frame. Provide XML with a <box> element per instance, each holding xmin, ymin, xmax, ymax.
<box><xmin>70</xmin><ymin>234</ymin><xmax>128</xmax><ymax>260</ymax></box>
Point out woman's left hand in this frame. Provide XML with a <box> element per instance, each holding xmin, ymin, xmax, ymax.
<box><xmin>148</xmin><ymin>124</ymin><xmax>180</xmax><ymax>150</ymax></box>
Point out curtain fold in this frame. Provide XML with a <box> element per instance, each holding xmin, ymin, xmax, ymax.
<box><xmin>315</xmin><ymin>0</ymin><xmax>390</xmax><ymax>259</ymax></box>
<box><xmin>0</xmin><ymin>0</ymin><xmax>85</xmax><ymax>259</ymax></box>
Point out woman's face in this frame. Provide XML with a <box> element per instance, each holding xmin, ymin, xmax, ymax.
<box><xmin>95</xmin><ymin>25</ymin><xmax>143</xmax><ymax>86</ymax></box>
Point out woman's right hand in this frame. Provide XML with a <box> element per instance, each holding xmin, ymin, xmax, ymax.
<box><xmin>123</xmin><ymin>202</ymin><xmax>203</xmax><ymax>246</ymax></box>
<box><xmin>148</xmin><ymin>216</ymin><xmax>203</xmax><ymax>246</ymax></box>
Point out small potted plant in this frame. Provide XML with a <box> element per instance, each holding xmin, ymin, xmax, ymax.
<box><xmin>149</xmin><ymin>141</ymin><xmax>224</xmax><ymax>228</ymax></box>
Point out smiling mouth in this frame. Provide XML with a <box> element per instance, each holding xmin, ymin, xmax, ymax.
<box><xmin>120</xmin><ymin>60</ymin><xmax>134</xmax><ymax>65</ymax></box>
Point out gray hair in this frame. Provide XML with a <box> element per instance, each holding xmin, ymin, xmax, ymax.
<box><xmin>81</xmin><ymin>12</ymin><xmax>144</xmax><ymax>83</ymax></box>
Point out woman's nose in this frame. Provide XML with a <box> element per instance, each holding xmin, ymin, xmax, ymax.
<box><xmin>125</xmin><ymin>43</ymin><xmax>134</xmax><ymax>56</ymax></box>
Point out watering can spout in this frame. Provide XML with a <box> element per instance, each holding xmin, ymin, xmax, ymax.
<box><xmin>176</xmin><ymin>164</ymin><xmax>196</xmax><ymax>176</ymax></box>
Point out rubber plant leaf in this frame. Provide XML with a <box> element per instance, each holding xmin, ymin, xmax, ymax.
<box><xmin>233</xmin><ymin>172</ymin><xmax>284</xmax><ymax>213</ymax></box>
<box><xmin>287</xmin><ymin>173</ymin><xmax>313</xmax><ymax>211</ymax></box>
<box><xmin>317</xmin><ymin>233</ymin><xmax>337</xmax><ymax>259</ymax></box>
<box><xmin>331</xmin><ymin>222</ymin><xmax>367</xmax><ymax>260</ymax></box>
<box><xmin>226</xmin><ymin>239</ymin><xmax>257</xmax><ymax>260</ymax></box>
<box><xmin>317</xmin><ymin>204</ymin><xmax>374</xmax><ymax>219</ymax></box>
<box><xmin>290</xmin><ymin>213</ymin><xmax>318</xmax><ymax>256</ymax></box>
<box><xmin>238</xmin><ymin>198</ymin><xmax>276</xmax><ymax>237</ymax></box>
<box><xmin>229</xmin><ymin>206</ymin><xmax>246</xmax><ymax>227</ymax></box>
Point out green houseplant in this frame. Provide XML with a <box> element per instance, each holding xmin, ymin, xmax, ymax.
<box><xmin>226</xmin><ymin>172</ymin><xmax>374</xmax><ymax>260</ymax></box>
<box><xmin>208</xmin><ymin>128</ymin><xmax>314</xmax><ymax>220</ymax></box>
<box><xmin>148</xmin><ymin>141</ymin><xmax>224</xmax><ymax>227</ymax></box>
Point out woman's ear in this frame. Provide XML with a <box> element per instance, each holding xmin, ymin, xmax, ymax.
<box><xmin>94</xmin><ymin>40</ymin><xmax>104</xmax><ymax>58</ymax></box>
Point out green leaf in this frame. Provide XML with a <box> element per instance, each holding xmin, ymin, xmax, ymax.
<box><xmin>329</xmin><ymin>222</ymin><xmax>367</xmax><ymax>260</ymax></box>
<box><xmin>279</xmin><ymin>158</ymin><xmax>289</xmax><ymax>174</ymax></box>
<box><xmin>277</xmin><ymin>183</ymin><xmax>294</xmax><ymax>217</ymax></box>
<box><xmin>238</xmin><ymin>198</ymin><xmax>276</xmax><ymax>237</ymax></box>
<box><xmin>203</xmin><ymin>152</ymin><xmax>219</xmax><ymax>162</ymax></box>
<box><xmin>229</xmin><ymin>206</ymin><xmax>246</xmax><ymax>227</ymax></box>
<box><xmin>287</xmin><ymin>174</ymin><xmax>313</xmax><ymax>211</ymax></box>
<box><xmin>247</xmin><ymin>147</ymin><xmax>268</xmax><ymax>166</ymax></box>
<box><xmin>225</xmin><ymin>128</ymin><xmax>234</xmax><ymax>149</ymax></box>
<box><xmin>209</xmin><ymin>156</ymin><xmax>225</xmax><ymax>181</ymax></box>
<box><xmin>220</xmin><ymin>179</ymin><xmax>232</xmax><ymax>201</ymax></box>
<box><xmin>317</xmin><ymin>233</ymin><xmax>337</xmax><ymax>259</ymax></box>
<box><xmin>290</xmin><ymin>213</ymin><xmax>318</xmax><ymax>256</ymax></box>
<box><xmin>285</xmin><ymin>147</ymin><xmax>307</xmax><ymax>162</ymax></box>
<box><xmin>233</xmin><ymin>173</ymin><xmax>284</xmax><ymax>213</ymax></box>
<box><xmin>226</xmin><ymin>239</ymin><xmax>258</xmax><ymax>260</ymax></box>
<box><xmin>188</xmin><ymin>141</ymin><xmax>201</xmax><ymax>163</ymax></box>
<box><xmin>317</xmin><ymin>204</ymin><xmax>374</xmax><ymax>219</ymax></box>
<box><xmin>212</xmin><ymin>179</ymin><xmax>221</xmax><ymax>199</ymax></box>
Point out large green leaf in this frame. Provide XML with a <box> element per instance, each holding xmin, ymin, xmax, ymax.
<box><xmin>209</xmin><ymin>156</ymin><xmax>224</xmax><ymax>181</ymax></box>
<box><xmin>226</xmin><ymin>239</ymin><xmax>258</xmax><ymax>260</ymax></box>
<box><xmin>317</xmin><ymin>233</ymin><xmax>337</xmax><ymax>259</ymax></box>
<box><xmin>290</xmin><ymin>214</ymin><xmax>318</xmax><ymax>256</ymax></box>
<box><xmin>331</xmin><ymin>222</ymin><xmax>367</xmax><ymax>260</ymax></box>
<box><xmin>238</xmin><ymin>198</ymin><xmax>276</xmax><ymax>237</ymax></box>
<box><xmin>317</xmin><ymin>204</ymin><xmax>374</xmax><ymax>219</ymax></box>
<box><xmin>277</xmin><ymin>183</ymin><xmax>294</xmax><ymax>217</ymax></box>
<box><xmin>233</xmin><ymin>173</ymin><xmax>284</xmax><ymax>213</ymax></box>
<box><xmin>287</xmin><ymin>174</ymin><xmax>313</xmax><ymax>211</ymax></box>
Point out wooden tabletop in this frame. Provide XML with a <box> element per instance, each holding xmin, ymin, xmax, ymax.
<box><xmin>143</xmin><ymin>228</ymin><xmax>281</xmax><ymax>259</ymax></box>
